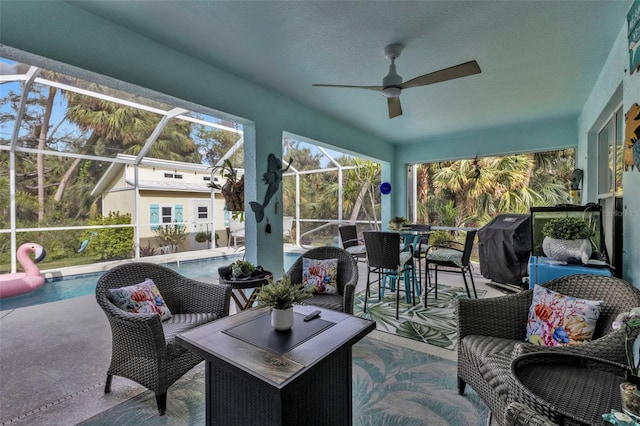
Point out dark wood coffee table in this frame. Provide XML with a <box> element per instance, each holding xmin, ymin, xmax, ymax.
<box><xmin>176</xmin><ymin>305</ymin><xmax>375</xmax><ymax>426</ymax></box>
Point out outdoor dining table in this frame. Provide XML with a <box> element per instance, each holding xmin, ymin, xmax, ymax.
<box><xmin>392</xmin><ymin>227</ymin><xmax>433</xmax><ymax>300</ymax></box>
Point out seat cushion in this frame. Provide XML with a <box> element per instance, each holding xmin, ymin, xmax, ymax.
<box><xmin>163</xmin><ymin>312</ymin><xmax>218</xmax><ymax>359</ymax></box>
<box><xmin>346</xmin><ymin>245</ymin><xmax>366</xmax><ymax>256</ymax></box>
<box><xmin>306</xmin><ymin>294</ymin><xmax>343</xmax><ymax>312</ymax></box>
<box><xmin>426</xmin><ymin>248</ymin><xmax>463</xmax><ymax>267</ymax></box>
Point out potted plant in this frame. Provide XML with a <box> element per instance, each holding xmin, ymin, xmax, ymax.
<box><xmin>257</xmin><ymin>276</ymin><xmax>312</xmax><ymax>331</ymax></box>
<box><xmin>613</xmin><ymin>308</ymin><xmax>640</xmax><ymax>419</ymax></box>
<box><xmin>195</xmin><ymin>231</ymin><xmax>211</xmax><ymax>243</ymax></box>
<box><xmin>389</xmin><ymin>216</ymin><xmax>408</xmax><ymax>230</ymax></box>
<box><xmin>231</xmin><ymin>259</ymin><xmax>256</xmax><ymax>278</ymax></box>
<box><xmin>208</xmin><ymin>160</ymin><xmax>244</xmax><ymax>212</ymax></box>
<box><xmin>541</xmin><ymin>217</ymin><xmax>595</xmax><ymax>264</ymax></box>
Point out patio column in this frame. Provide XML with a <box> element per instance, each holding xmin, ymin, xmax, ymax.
<box><xmin>243</xmin><ymin>121</ymin><xmax>286</xmax><ymax>277</ymax></box>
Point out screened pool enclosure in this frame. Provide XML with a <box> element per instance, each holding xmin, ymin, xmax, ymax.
<box><xmin>0</xmin><ymin>57</ymin><xmax>382</xmax><ymax>273</ymax></box>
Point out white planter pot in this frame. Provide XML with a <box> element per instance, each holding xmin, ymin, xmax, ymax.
<box><xmin>542</xmin><ymin>237</ymin><xmax>592</xmax><ymax>264</ymax></box>
<box><xmin>271</xmin><ymin>307</ymin><xmax>294</xmax><ymax>331</ymax></box>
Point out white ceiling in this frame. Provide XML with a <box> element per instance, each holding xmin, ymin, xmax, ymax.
<box><xmin>70</xmin><ymin>0</ymin><xmax>630</xmax><ymax>145</ymax></box>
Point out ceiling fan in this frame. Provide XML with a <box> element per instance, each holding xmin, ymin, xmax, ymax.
<box><xmin>312</xmin><ymin>44</ymin><xmax>481</xmax><ymax>119</ymax></box>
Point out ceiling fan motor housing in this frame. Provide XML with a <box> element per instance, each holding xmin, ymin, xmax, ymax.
<box><xmin>382</xmin><ymin>63</ymin><xmax>402</xmax><ymax>98</ymax></box>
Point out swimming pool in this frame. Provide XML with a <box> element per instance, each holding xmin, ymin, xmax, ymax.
<box><xmin>0</xmin><ymin>253</ymin><xmax>301</xmax><ymax>311</ymax></box>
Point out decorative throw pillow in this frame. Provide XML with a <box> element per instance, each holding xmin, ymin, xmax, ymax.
<box><xmin>302</xmin><ymin>258</ymin><xmax>338</xmax><ymax>294</ymax></box>
<box><xmin>525</xmin><ymin>285</ymin><xmax>603</xmax><ymax>346</ymax></box>
<box><xmin>108</xmin><ymin>278</ymin><xmax>173</xmax><ymax>321</ymax></box>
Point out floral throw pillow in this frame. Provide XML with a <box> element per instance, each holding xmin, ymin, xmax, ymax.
<box><xmin>525</xmin><ymin>285</ymin><xmax>603</xmax><ymax>346</ymax></box>
<box><xmin>302</xmin><ymin>258</ymin><xmax>338</xmax><ymax>294</ymax></box>
<box><xmin>108</xmin><ymin>278</ymin><xmax>173</xmax><ymax>321</ymax></box>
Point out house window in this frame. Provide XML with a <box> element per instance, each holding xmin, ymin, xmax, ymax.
<box><xmin>150</xmin><ymin>204</ymin><xmax>183</xmax><ymax>229</ymax></box>
<box><xmin>161</xmin><ymin>206</ymin><xmax>173</xmax><ymax>224</ymax></box>
<box><xmin>597</xmin><ymin>106</ymin><xmax>623</xmax><ymax>197</ymax></box>
<box><xmin>163</xmin><ymin>173</ymin><xmax>183</xmax><ymax>179</ymax></box>
<box><xmin>197</xmin><ymin>206</ymin><xmax>208</xmax><ymax>219</ymax></box>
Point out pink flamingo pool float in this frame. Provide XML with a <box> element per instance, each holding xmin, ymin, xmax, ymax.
<box><xmin>0</xmin><ymin>243</ymin><xmax>47</xmax><ymax>299</ymax></box>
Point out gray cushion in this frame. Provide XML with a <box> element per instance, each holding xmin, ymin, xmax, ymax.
<box><xmin>305</xmin><ymin>295</ymin><xmax>343</xmax><ymax>312</ymax></box>
<box><xmin>163</xmin><ymin>312</ymin><xmax>218</xmax><ymax>359</ymax></box>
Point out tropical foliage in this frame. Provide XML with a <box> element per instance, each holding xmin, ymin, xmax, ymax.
<box><xmin>416</xmin><ymin>151</ymin><xmax>574</xmax><ymax>229</ymax></box>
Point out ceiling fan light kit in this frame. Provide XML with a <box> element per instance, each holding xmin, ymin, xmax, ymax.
<box><xmin>313</xmin><ymin>43</ymin><xmax>481</xmax><ymax>119</ymax></box>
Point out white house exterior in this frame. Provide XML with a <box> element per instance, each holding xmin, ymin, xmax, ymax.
<box><xmin>91</xmin><ymin>154</ymin><xmax>239</xmax><ymax>251</ymax></box>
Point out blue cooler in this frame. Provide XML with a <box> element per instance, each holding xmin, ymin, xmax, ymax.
<box><xmin>528</xmin><ymin>255</ymin><xmax>611</xmax><ymax>288</ymax></box>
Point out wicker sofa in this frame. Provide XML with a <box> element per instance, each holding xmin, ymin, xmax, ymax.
<box><xmin>285</xmin><ymin>246</ymin><xmax>358</xmax><ymax>314</ymax></box>
<box><xmin>95</xmin><ymin>262</ymin><xmax>231</xmax><ymax>415</ymax></box>
<box><xmin>456</xmin><ymin>274</ymin><xmax>640</xmax><ymax>425</ymax></box>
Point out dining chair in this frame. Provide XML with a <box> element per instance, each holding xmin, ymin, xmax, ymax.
<box><xmin>362</xmin><ymin>231</ymin><xmax>416</xmax><ymax>319</ymax></box>
<box><xmin>424</xmin><ymin>229</ymin><xmax>478</xmax><ymax>303</ymax></box>
<box><xmin>338</xmin><ymin>224</ymin><xmax>367</xmax><ymax>264</ymax></box>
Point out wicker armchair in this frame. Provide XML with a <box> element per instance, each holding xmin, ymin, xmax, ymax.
<box><xmin>456</xmin><ymin>274</ymin><xmax>640</xmax><ymax>425</ymax></box>
<box><xmin>96</xmin><ymin>262</ymin><xmax>231</xmax><ymax>415</ymax></box>
<box><xmin>285</xmin><ymin>246</ymin><xmax>358</xmax><ymax>314</ymax></box>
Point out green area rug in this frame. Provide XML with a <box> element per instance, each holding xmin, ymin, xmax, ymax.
<box><xmin>79</xmin><ymin>336</ymin><xmax>488</xmax><ymax>425</ymax></box>
<box><xmin>353</xmin><ymin>284</ymin><xmax>487</xmax><ymax>350</ymax></box>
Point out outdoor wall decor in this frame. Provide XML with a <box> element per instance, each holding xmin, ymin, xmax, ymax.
<box><xmin>380</xmin><ymin>182</ymin><xmax>392</xmax><ymax>194</ymax></box>
<box><xmin>624</xmin><ymin>103</ymin><xmax>640</xmax><ymax>171</ymax></box>
<box><xmin>250</xmin><ymin>154</ymin><xmax>292</xmax><ymax>223</ymax></box>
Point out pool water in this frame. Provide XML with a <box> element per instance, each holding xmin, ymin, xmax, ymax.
<box><xmin>0</xmin><ymin>253</ymin><xmax>301</xmax><ymax>311</ymax></box>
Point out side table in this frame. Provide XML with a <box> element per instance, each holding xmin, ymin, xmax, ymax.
<box><xmin>510</xmin><ymin>352</ymin><xmax>628</xmax><ymax>425</ymax></box>
<box><xmin>219</xmin><ymin>271</ymin><xmax>272</xmax><ymax>311</ymax></box>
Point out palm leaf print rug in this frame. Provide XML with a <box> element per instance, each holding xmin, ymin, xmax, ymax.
<box><xmin>353</xmin><ymin>284</ymin><xmax>487</xmax><ymax>350</ymax></box>
<box><xmin>79</xmin><ymin>337</ymin><xmax>489</xmax><ymax>425</ymax></box>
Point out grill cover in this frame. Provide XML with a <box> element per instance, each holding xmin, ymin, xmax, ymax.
<box><xmin>478</xmin><ymin>214</ymin><xmax>531</xmax><ymax>287</ymax></box>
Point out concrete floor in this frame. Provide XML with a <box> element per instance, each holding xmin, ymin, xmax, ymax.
<box><xmin>0</xmin><ymin>259</ymin><xmax>509</xmax><ymax>425</ymax></box>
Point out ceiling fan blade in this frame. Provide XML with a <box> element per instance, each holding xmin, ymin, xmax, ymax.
<box><xmin>312</xmin><ymin>84</ymin><xmax>384</xmax><ymax>92</ymax></box>
<box><xmin>400</xmin><ymin>60</ymin><xmax>481</xmax><ymax>89</ymax></box>
<box><xmin>388</xmin><ymin>97</ymin><xmax>402</xmax><ymax>119</ymax></box>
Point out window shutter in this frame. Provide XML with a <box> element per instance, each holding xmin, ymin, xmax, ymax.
<box><xmin>150</xmin><ymin>204</ymin><xmax>160</xmax><ymax>230</ymax></box>
<box><xmin>175</xmin><ymin>204</ymin><xmax>184</xmax><ymax>228</ymax></box>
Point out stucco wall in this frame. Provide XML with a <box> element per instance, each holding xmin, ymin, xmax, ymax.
<box><xmin>578</xmin><ymin>25</ymin><xmax>640</xmax><ymax>285</ymax></box>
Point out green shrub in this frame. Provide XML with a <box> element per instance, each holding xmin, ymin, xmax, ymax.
<box><xmin>85</xmin><ymin>212</ymin><xmax>133</xmax><ymax>260</ymax></box>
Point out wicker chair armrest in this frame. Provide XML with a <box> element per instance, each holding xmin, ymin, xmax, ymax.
<box><xmin>102</xmin><ymin>304</ymin><xmax>168</xmax><ymax>356</ymax></box>
<box><xmin>342</xmin><ymin>282</ymin><xmax>356</xmax><ymax>314</ymax></box>
<box><xmin>169</xmin><ymin>277</ymin><xmax>231</xmax><ymax>317</ymax></box>
<box><xmin>505</xmin><ymin>402</ymin><xmax>559</xmax><ymax>426</ymax></box>
<box><xmin>457</xmin><ymin>291</ymin><xmax>532</xmax><ymax>339</ymax></box>
<box><xmin>511</xmin><ymin>328</ymin><xmax>629</xmax><ymax>364</ymax></box>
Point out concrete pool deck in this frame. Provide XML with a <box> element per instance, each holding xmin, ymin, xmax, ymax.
<box><xmin>0</xmin><ymin>260</ymin><xmax>505</xmax><ymax>425</ymax></box>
